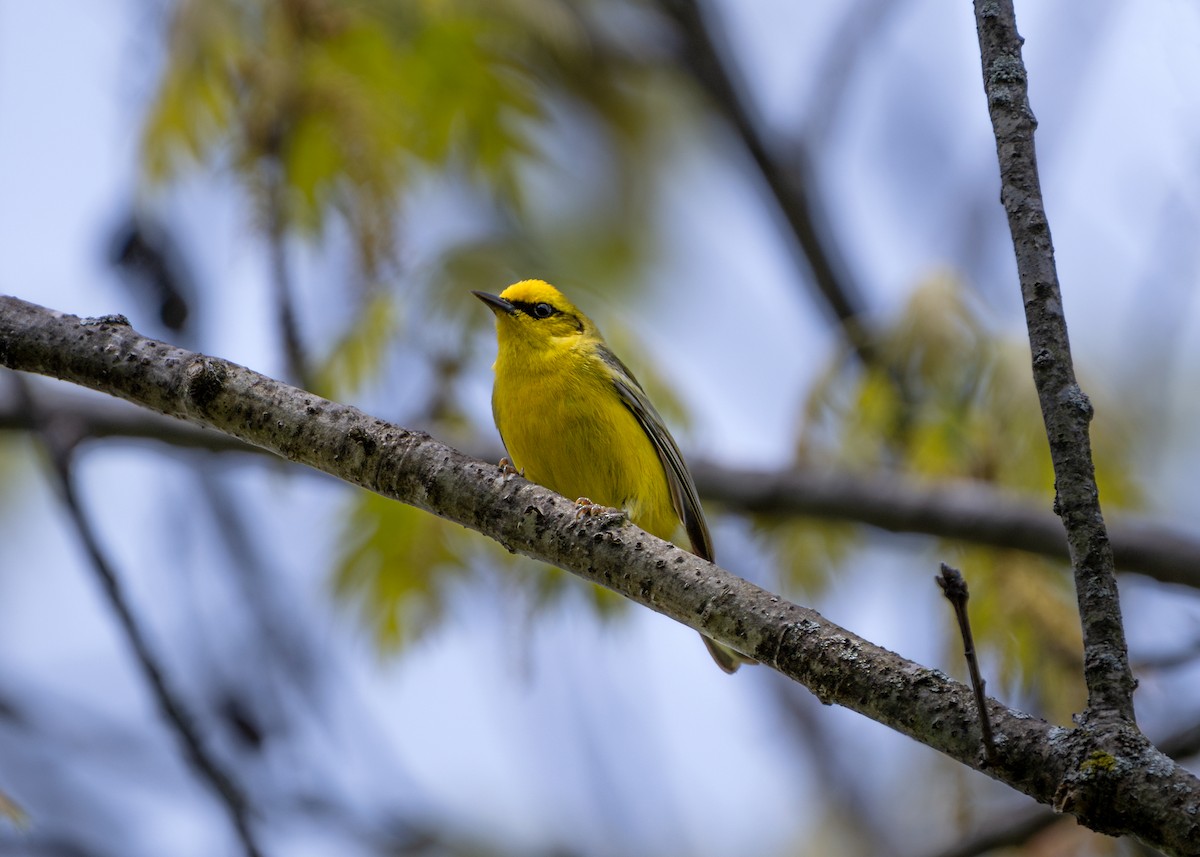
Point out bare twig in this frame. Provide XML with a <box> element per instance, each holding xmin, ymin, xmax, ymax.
<box><xmin>936</xmin><ymin>564</ymin><xmax>996</xmax><ymax>765</ymax></box>
<box><xmin>14</xmin><ymin>376</ymin><xmax>263</xmax><ymax>857</ymax></box>
<box><xmin>264</xmin><ymin>157</ymin><xmax>310</xmax><ymax>388</ymax></box>
<box><xmin>973</xmin><ymin>0</ymin><xmax>1136</xmax><ymax>722</ymax></box>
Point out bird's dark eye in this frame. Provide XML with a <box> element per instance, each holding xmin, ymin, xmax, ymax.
<box><xmin>533</xmin><ymin>302</ymin><xmax>554</xmax><ymax>319</ymax></box>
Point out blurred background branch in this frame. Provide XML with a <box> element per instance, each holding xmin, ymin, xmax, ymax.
<box><xmin>15</xmin><ymin>376</ymin><xmax>262</xmax><ymax>857</ymax></box>
<box><xmin>657</xmin><ymin>0</ymin><xmax>874</xmax><ymax>363</ymax></box>
<box><xmin>5</xmin><ymin>380</ymin><xmax>1196</xmax><ymax>589</ymax></box>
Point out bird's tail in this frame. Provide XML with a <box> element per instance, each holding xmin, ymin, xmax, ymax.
<box><xmin>701</xmin><ymin>634</ymin><xmax>756</xmax><ymax>674</ymax></box>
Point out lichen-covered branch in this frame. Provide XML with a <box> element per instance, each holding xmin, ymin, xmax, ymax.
<box><xmin>973</xmin><ymin>0</ymin><xmax>1136</xmax><ymax>722</ymax></box>
<box><xmin>3</xmin><ymin>295</ymin><xmax>1199</xmax><ymax>853</ymax></box>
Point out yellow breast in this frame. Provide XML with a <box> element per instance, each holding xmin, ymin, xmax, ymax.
<box><xmin>492</xmin><ymin>339</ymin><xmax>678</xmax><ymax>541</ymax></box>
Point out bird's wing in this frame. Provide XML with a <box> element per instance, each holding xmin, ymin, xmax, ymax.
<box><xmin>598</xmin><ymin>345</ymin><xmax>714</xmax><ymax>563</ymax></box>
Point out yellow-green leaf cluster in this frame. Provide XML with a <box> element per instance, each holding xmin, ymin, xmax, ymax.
<box><xmin>332</xmin><ymin>486</ymin><xmax>626</xmax><ymax>653</ymax></box>
<box><xmin>311</xmin><ymin>292</ymin><xmax>396</xmax><ymax>400</ymax></box>
<box><xmin>794</xmin><ymin>275</ymin><xmax>1139</xmax><ymax>500</ymax></box>
<box><xmin>333</xmin><ymin>489</ymin><xmax>467</xmax><ymax>651</ymax></box>
<box><xmin>141</xmin><ymin>0</ymin><xmax>554</xmax><ymax>273</ymax></box>
<box><xmin>773</xmin><ymin>275</ymin><xmax>1141</xmax><ymax>714</ymax></box>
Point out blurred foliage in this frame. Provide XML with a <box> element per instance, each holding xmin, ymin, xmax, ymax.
<box><xmin>142</xmin><ymin>0</ymin><xmax>669</xmax><ymax>286</ymax></box>
<box><xmin>333</xmin><ymin>491</ymin><xmax>468</xmax><ymax>650</ymax></box>
<box><xmin>0</xmin><ymin>789</ymin><xmax>28</xmax><ymax>830</ymax></box>
<box><xmin>140</xmin><ymin>0</ymin><xmax>712</xmax><ymax>649</ymax></box>
<box><xmin>334</xmin><ymin>488</ymin><xmax>627</xmax><ymax>652</ymax></box>
<box><xmin>311</xmin><ymin>291</ymin><xmax>396</xmax><ymax>399</ymax></box>
<box><xmin>144</xmin><ymin>0</ymin><xmax>541</xmax><ymax>271</ymax></box>
<box><xmin>769</xmin><ymin>275</ymin><xmax>1142</xmax><ymax>720</ymax></box>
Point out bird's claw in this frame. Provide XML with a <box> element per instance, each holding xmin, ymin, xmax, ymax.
<box><xmin>574</xmin><ymin>497</ymin><xmax>625</xmax><ymax>523</ymax></box>
<box><xmin>497</xmin><ymin>457</ymin><xmax>523</xmax><ymax>477</ymax></box>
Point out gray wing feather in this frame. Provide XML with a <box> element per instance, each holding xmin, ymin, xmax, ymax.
<box><xmin>599</xmin><ymin>346</ymin><xmax>714</xmax><ymax>562</ymax></box>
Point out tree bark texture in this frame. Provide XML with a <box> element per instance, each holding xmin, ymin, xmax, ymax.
<box><xmin>2</xmin><ymin>295</ymin><xmax>1198</xmax><ymax>854</ymax></box>
<box><xmin>973</xmin><ymin>0</ymin><xmax>1136</xmax><ymax>723</ymax></box>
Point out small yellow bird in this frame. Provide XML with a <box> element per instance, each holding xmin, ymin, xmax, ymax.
<box><xmin>474</xmin><ymin>279</ymin><xmax>751</xmax><ymax>673</ymax></box>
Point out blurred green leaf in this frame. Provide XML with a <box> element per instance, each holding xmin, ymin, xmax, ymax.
<box><xmin>770</xmin><ymin>274</ymin><xmax>1143</xmax><ymax>713</ymax></box>
<box><xmin>140</xmin><ymin>0</ymin><xmax>656</xmax><ymax>275</ymax></box>
<box><xmin>311</xmin><ymin>292</ymin><xmax>397</xmax><ymax>399</ymax></box>
<box><xmin>333</xmin><ymin>488</ymin><xmax>627</xmax><ymax>654</ymax></box>
<box><xmin>333</xmin><ymin>490</ymin><xmax>467</xmax><ymax>651</ymax></box>
<box><xmin>765</xmin><ymin>519</ymin><xmax>857</xmax><ymax>596</ymax></box>
<box><xmin>0</xmin><ymin>789</ymin><xmax>29</xmax><ymax>830</ymax></box>
<box><xmin>529</xmin><ymin>562</ymin><xmax>627</xmax><ymax>618</ymax></box>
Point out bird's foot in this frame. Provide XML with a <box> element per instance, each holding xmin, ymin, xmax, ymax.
<box><xmin>497</xmin><ymin>457</ymin><xmax>523</xmax><ymax>478</ymax></box>
<box><xmin>574</xmin><ymin>497</ymin><xmax>626</xmax><ymax>524</ymax></box>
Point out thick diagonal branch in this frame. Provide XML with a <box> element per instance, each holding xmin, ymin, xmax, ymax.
<box><xmin>973</xmin><ymin>0</ymin><xmax>1135</xmax><ymax>721</ymax></box>
<box><xmin>3</xmin><ymin>295</ymin><xmax>1199</xmax><ymax>853</ymax></box>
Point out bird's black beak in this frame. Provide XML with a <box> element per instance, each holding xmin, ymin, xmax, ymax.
<box><xmin>472</xmin><ymin>291</ymin><xmax>516</xmax><ymax>315</ymax></box>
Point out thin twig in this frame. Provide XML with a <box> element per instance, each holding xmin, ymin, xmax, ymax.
<box><xmin>655</xmin><ymin>0</ymin><xmax>873</xmax><ymax>364</ymax></box>
<box><xmin>973</xmin><ymin>0</ymin><xmax>1136</xmax><ymax>721</ymax></box>
<box><xmin>936</xmin><ymin>563</ymin><xmax>996</xmax><ymax>766</ymax></box>
<box><xmin>264</xmin><ymin>156</ymin><xmax>310</xmax><ymax>389</ymax></box>
<box><xmin>15</xmin><ymin>378</ymin><xmax>263</xmax><ymax>857</ymax></box>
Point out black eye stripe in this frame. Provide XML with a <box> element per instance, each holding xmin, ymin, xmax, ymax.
<box><xmin>511</xmin><ymin>300</ymin><xmax>558</xmax><ymax>319</ymax></box>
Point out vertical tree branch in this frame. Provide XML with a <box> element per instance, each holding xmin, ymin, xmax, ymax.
<box><xmin>972</xmin><ymin>1</ymin><xmax>1136</xmax><ymax>721</ymax></box>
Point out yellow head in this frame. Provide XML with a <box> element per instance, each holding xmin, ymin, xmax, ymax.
<box><xmin>472</xmin><ymin>279</ymin><xmax>596</xmax><ymax>350</ymax></box>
